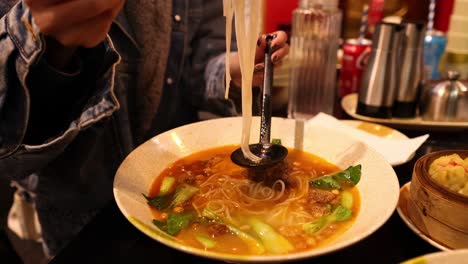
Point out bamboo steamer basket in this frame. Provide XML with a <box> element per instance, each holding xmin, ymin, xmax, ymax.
<box><xmin>408</xmin><ymin>150</ymin><xmax>468</xmax><ymax>249</ymax></box>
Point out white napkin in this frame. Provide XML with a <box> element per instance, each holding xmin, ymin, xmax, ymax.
<box><xmin>307</xmin><ymin>113</ymin><xmax>429</xmax><ymax>166</ymax></box>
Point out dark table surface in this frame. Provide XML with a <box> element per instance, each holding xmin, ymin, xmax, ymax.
<box><xmin>49</xmin><ymin>114</ymin><xmax>467</xmax><ymax>264</ymax></box>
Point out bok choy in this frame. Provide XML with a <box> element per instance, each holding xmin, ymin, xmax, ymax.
<box><xmin>153</xmin><ymin>212</ymin><xmax>193</xmax><ymax>236</ymax></box>
<box><xmin>144</xmin><ymin>183</ymin><xmax>199</xmax><ymax>210</ymax></box>
<box><xmin>202</xmin><ymin>209</ymin><xmax>265</xmax><ymax>254</ymax></box>
<box><xmin>246</xmin><ymin>217</ymin><xmax>294</xmax><ymax>254</ymax></box>
<box><xmin>311</xmin><ymin>164</ymin><xmax>362</xmax><ymax>190</ymax></box>
<box><xmin>303</xmin><ymin>205</ymin><xmax>353</xmax><ymax>235</ymax></box>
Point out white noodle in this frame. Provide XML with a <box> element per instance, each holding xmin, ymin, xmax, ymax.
<box><xmin>223</xmin><ymin>0</ymin><xmax>233</xmax><ymax>99</ymax></box>
<box><xmin>224</xmin><ymin>0</ymin><xmax>262</xmax><ymax>162</ymax></box>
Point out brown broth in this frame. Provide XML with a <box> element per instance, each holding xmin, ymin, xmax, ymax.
<box><xmin>148</xmin><ymin>145</ymin><xmax>360</xmax><ymax>255</ymax></box>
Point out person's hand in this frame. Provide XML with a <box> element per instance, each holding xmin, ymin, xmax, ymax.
<box><xmin>26</xmin><ymin>0</ymin><xmax>124</xmax><ymax>69</ymax></box>
<box><xmin>230</xmin><ymin>31</ymin><xmax>290</xmax><ymax>87</ymax></box>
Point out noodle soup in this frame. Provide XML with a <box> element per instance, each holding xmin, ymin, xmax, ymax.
<box><xmin>145</xmin><ymin>145</ymin><xmax>360</xmax><ymax>255</ymax></box>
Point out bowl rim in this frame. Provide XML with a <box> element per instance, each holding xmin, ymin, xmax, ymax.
<box><xmin>414</xmin><ymin>149</ymin><xmax>468</xmax><ymax>204</ymax></box>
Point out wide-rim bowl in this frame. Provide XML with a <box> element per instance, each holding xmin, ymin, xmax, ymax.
<box><xmin>113</xmin><ymin>117</ymin><xmax>400</xmax><ymax>263</ymax></box>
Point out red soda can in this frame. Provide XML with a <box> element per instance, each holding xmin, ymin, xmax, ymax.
<box><xmin>338</xmin><ymin>38</ymin><xmax>372</xmax><ymax>98</ymax></box>
<box><xmin>367</xmin><ymin>0</ymin><xmax>385</xmax><ymax>38</ymax></box>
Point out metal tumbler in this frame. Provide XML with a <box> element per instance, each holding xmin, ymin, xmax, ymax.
<box><xmin>357</xmin><ymin>22</ymin><xmax>405</xmax><ymax>118</ymax></box>
<box><xmin>393</xmin><ymin>22</ymin><xmax>426</xmax><ymax>118</ymax></box>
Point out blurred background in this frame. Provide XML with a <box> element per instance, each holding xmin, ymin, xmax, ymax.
<box><xmin>264</xmin><ymin>0</ymin><xmax>459</xmax><ymax>116</ymax></box>
<box><xmin>265</xmin><ymin>0</ymin><xmax>454</xmax><ymax>37</ymax></box>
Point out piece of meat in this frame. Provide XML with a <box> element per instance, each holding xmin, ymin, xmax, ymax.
<box><xmin>307</xmin><ymin>189</ymin><xmax>337</xmax><ymax>204</ymax></box>
<box><xmin>247</xmin><ymin>161</ymin><xmax>294</xmax><ymax>187</ymax></box>
<box><xmin>207</xmin><ymin>224</ymin><xmax>229</xmax><ymax>237</ymax></box>
<box><xmin>304</xmin><ymin>204</ymin><xmax>331</xmax><ymax>218</ymax></box>
<box><xmin>177</xmin><ymin>171</ymin><xmax>196</xmax><ymax>185</ymax></box>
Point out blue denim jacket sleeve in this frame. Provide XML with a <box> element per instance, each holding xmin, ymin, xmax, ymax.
<box><xmin>0</xmin><ymin>2</ymin><xmax>120</xmax><ymax>181</ymax></box>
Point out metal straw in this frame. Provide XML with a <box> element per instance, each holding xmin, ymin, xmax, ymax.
<box><xmin>358</xmin><ymin>4</ymin><xmax>369</xmax><ymax>42</ymax></box>
<box><xmin>259</xmin><ymin>35</ymin><xmax>274</xmax><ymax>145</ymax></box>
<box><xmin>427</xmin><ymin>0</ymin><xmax>436</xmax><ymax>35</ymax></box>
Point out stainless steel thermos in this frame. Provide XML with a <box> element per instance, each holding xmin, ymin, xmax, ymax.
<box><xmin>393</xmin><ymin>22</ymin><xmax>426</xmax><ymax>118</ymax></box>
<box><xmin>357</xmin><ymin>22</ymin><xmax>405</xmax><ymax>118</ymax></box>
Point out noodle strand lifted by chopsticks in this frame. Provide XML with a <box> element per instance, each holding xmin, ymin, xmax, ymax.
<box><xmin>224</xmin><ymin>0</ymin><xmax>262</xmax><ymax>162</ymax></box>
<box><xmin>223</xmin><ymin>0</ymin><xmax>233</xmax><ymax>99</ymax></box>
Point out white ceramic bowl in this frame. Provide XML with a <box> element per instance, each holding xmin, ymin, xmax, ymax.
<box><xmin>113</xmin><ymin>117</ymin><xmax>400</xmax><ymax>263</ymax></box>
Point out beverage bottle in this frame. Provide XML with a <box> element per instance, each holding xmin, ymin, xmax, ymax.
<box><xmin>288</xmin><ymin>0</ymin><xmax>342</xmax><ymax>119</ymax></box>
<box><xmin>424</xmin><ymin>32</ymin><xmax>447</xmax><ymax>80</ymax></box>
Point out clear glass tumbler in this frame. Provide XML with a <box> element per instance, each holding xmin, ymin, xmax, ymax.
<box><xmin>288</xmin><ymin>0</ymin><xmax>342</xmax><ymax>119</ymax></box>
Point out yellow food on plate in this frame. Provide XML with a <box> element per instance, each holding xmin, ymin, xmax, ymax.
<box><xmin>429</xmin><ymin>154</ymin><xmax>468</xmax><ymax>197</ymax></box>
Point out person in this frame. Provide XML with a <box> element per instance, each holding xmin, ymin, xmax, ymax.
<box><xmin>0</xmin><ymin>0</ymin><xmax>289</xmax><ymax>258</ymax></box>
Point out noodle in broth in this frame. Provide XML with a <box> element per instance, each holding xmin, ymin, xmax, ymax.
<box><xmin>147</xmin><ymin>146</ymin><xmax>360</xmax><ymax>254</ymax></box>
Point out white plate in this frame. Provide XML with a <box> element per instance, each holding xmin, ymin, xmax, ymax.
<box><xmin>401</xmin><ymin>250</ymin><xmax>468</xmax><ymax>264</ymax></box>
<box><xmin>113</xmin><ymin>117</ymin><xmax>400</xmax><ymax>263</ymax></box>
<box><xmin>397</xmin><ymin>183</ymin><xmax>452</xmax><ymax>252</ymax></box>
<box><xmin>341</xmin><ymin>120</ymin><xmax>415</xmax><ymax>166</ymax></box>
<box><xmin>341</xmin><ymin>93</ymin><xmax>468</xmax><ymax>131</ymax></box>
<box><xmin>341</xmin><ymin>120</ymin><xmax>409</xmax><ymax>140</ymax></box>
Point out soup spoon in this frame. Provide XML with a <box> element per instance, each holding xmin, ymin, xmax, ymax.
<box><xmin>231</xmin><ymin>35</ymin><xmax>288</xmax><ymax>169</ymax></box>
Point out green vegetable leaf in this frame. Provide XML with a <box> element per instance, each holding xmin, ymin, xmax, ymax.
<box><xmin>202</xmin><ymin>209</ymin><xmax>265</xmax><ymax>254</ymax></box>
<box><xmin>303</xmin><ymin>217</ymin><xmax>327</xmax><ymax>234</ymax></box>
<box><xmin>144</xmin><ymin>194</ymin><xmax>171</xmax><ymax>210</ymax></box>
<box><xmin>152</xmin><ymin>212</ymin><xmax>194</xmax><ymax>236</ymax></box>
<box><xmin>159</xmin><ymin>176</ymin><xmax>176</xmax><ymax>196</ymax></box>
<box><xmin>332</xmin><ymin>165</ymin><xmax>361</xmax><ymax>186</ymax></box>
<box><xmin>167</xmin><ymin>212</ymin><xmax>193</xmax><ymax>235</ymax></box>
<box><xmin>310</xmin><ymin>164</ymin><xmax>362</xmax><ymax>190</ymax></box>
<box><xmin>143</xmin><ymin>183</ymin><xmax>199</xmax><ymax>211</ymax></box>
<box><xmin>202</xmin><ymin>208</ymin><xmax>222</xmax><ymax>222</ymax></box>
<box><xmin>152</xmin><ymin>219</ymin><xmax>169</xmax><ymax>233</ymax></box>
<box><xmin>303</xmin><ymin>205</ymin><xmax>353</xmax><ymax>235</ymax></box>
<box><xmin>341</xmin><ymin>191</ymin><xmax>353</xmax><ymax>209</ymax></box>
<box><xmin>271</xmin><ymin>138</ymin><xmax>282</xmax><ymax>145</ymax></box>
<box><xmin>246</xmin><ymin>217</ymin><xmax>294</xmax><ymax>254</ymax></box>
<box><xmin>170</xmin><ymin>184</ymin><xmax>199</xmax><ymax>208</ymax></box>
<box><xmin>195</xmin><ymin>235</ymin><xmax>216</xmax><ymax>248</ymax></box>
<box><xmin>311</xmin><ymin>176</ymin><xmax>341</xmax><ymax>190</ymax></box>
<box><xmin>329</xmin><ymin>205</ymin><xmax>353</xmax><ymax>222</ymax></box>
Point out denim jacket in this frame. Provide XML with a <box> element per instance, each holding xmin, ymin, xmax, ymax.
<box><xmin>0</xmin><ymin>0</ymin><xmax>234</xmax><ymax>256</ymax></box>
